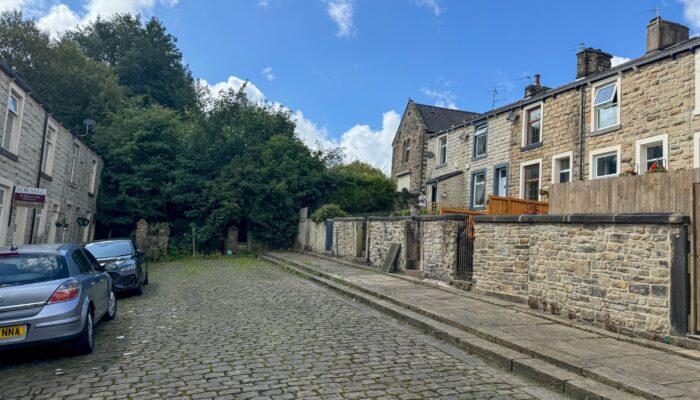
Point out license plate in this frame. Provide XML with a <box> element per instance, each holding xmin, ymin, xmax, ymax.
<box><xmin>0</xmin><ymin>325</ymin><xmax>26</xmax><ymax>340</ymax></box>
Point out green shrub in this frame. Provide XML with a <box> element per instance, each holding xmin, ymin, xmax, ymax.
<box><xmin>311</xmin><ymin>204</ymin><xmax>348</xmax><ymax>223</ymax></box>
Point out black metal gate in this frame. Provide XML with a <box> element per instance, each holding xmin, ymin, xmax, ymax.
<box><xmin>456</xmin><ymin>220</ymin><xmax>474</xmax><ymax>279</ymax></box>
<box><xmin>325</xmin><ymin>221</ymin><xmax>333</xmax><ymax>251</ymax></box>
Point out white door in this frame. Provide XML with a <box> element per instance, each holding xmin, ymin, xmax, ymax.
<box><xmin>496</xmin><ymin>168</ymin><xmax>508</xmax><ymax>197</ymax></box>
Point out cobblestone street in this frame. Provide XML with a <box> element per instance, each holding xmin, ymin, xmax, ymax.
<box><xmin>0</xmin><ymin>257</ymin><xmax>565</xmax><ymax>400</ymax></box>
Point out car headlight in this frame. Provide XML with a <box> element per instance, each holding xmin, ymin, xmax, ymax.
<box><xmin>114</xmin><ymin>258</ymin><xmax>136</xmax><ymax>271</ymax></box>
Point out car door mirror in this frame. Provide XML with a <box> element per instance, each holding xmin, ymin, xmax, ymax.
<box><xmin>94</xmin><ymin>263</ymin><xmax>105</xmax><ymax>272</ymax></box>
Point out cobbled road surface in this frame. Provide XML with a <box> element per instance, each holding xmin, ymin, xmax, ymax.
<box><xmin>0</xmin><ymin>256</ymin><xmax>566</xmax><ymax>400</ymax></box>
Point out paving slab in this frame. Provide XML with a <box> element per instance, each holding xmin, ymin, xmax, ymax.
<box><xmin>268</xmin><ymin>251</ymin><xmax>700</xmax><ymax>399</ymax></box>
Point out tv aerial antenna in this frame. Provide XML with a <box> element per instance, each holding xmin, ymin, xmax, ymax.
<box><xmin>633</xmin><ymin>7</ymin><xmax>660</xmax><ymax>18</ymax></box>
<box><xmin>486</xmin><ymin>87</ymin><xmax>504</xmax><ymax>109</ymax></box>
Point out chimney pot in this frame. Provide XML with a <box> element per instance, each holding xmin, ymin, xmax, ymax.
<box><xmin>524</xmin><ymin>74</ymin><xmax>548</xmax><ymax>98</ymax></box>
<box><xmin>646</xmin><ymin>17</ymin><xmax>689</xmax><ymax>53</ymax></box>
<box><xmin>533</xmin><ymin>74</ymin><xmax>541</xmax><ymax>86</ymax></box>
<box><xmin>576</xmin><ymin>48</ymin><xmax>612</xmax><ymax>79</ymax></box>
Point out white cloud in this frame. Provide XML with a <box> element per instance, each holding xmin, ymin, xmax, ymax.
<box><xmin>29</xmin><ymin>0</ymin><xmax>178</xmax><ymax>37</ymax></box>
<box><xmin>261</xmin><ymin>67</ymin><xmax>275</xmax><ymax>81</ymax></box>
<box><xmin>415</xmin><ymin>0</ymin><xmax>443</xmax><ymax>16</ymax></box>
<box><xmin>198</xmin><ymin>76</ymin><xmax>266</xmax><ymax>104</ymax></box>
<box><xmin>326</xmin><ymin>0</ymin><xmax>354</xmax><ymax>37</ymax></box>
<box><xmin>36</xmin><ymin>4</ymin><xmax>80</xmax><ymax>34</ymax></box>
<box><xmin>0</xmin><ymin>0</ymin><xmax>27</xmax><ymax>12</ymax></box>
<box><xmin>611</xmin><ymin>56</ymin><xmax>631</xmax><ymax>67</ymax></box>
<box><xmin>421</xmin><ymin>88</ymin><xmax>458</xmax><ymax>109</ymax></box>
<box><xmin>682</xmin><ymin>0</ymin><xmax>700</xmax><ymax>31</ymax></box>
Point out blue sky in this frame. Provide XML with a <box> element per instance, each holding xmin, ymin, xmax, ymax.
<box><xmin>6</xmin><ymin>0</ymin><xmax>700</xmax><ymax>172</ymax></box>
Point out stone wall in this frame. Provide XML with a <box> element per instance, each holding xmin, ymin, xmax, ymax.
<box><xmin>333</xmin><ymin>218</ymin><xmax>364</xmax><ymax>260</ymax></box>
<box><xmin>421</xmin><ymin>215</ymin><xmax>467</xmax><ymax>282</ymax></box>
<box><xmin>134</xmin><ymin>219</ymin><xmax>170</xmax><ymax>260</ymax></box>
<box><xmin>367</xmin><ymin>218</ymin><xmax>409</xmax><ymax>271</ymax></box>
<box><xmin>473</xmin><ymin>213</ymin><xmax>689</xmax><ymax>338</ymax></box>
<box><xmin>0</xmin><ymin>63</ymin><xmax>103</xmax><ymax>245</ymax></box>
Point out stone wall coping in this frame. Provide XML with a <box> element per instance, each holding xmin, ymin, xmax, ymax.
<box><xmin>330</xmin><ymin>217</ymin><xmax>367</xmax><ymax>222</ymax></box>
<box><xmin>367</xmin><ymin>216</ymin><xmax>414</xmax><ymax>222</ymax></box>
<box><xmin>418</xmin><ymin>214</ymin><xmax>470</xmax><ymax>222</ymax></box>
<box><xmin>474</xmin><ymin>212</ymin><xmax>689</xmax><ymax>225</ymax></box>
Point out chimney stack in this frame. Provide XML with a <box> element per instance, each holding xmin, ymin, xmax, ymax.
<box><xmin>646</xmin><ymin>17</ymin><xmax>689</xmax><ymax>53</ymax></box>
<box><xmin>576</xmin><ymin>48</ymin><xmax>612</xmax><ymax>79</ymax></box>
<box><xmin>524</xmin><ymin>74</ymin><xmax>548</xmax><ymax>98</ymax></box>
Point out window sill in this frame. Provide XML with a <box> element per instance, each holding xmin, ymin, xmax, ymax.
<box><xmin>590</xmin><ymin>124</ymin><xmax>621</xmax><ymax>137</ymax></box>
<box><xmin>0</xmin><ymin>147</ymin><xmax>18</xmax><ymax>162</ymax></box>
<box><xmin>40</xmin><ymin>172</ymin><xmax>53</xmax><ymax>182</ymax></box>
<box><xmin>520</xmin><ymin>142</ymin><xmax>543</xmax><ymax>152</ymax></box>
<box><xmin>435</xmin><ymin>163</ymin><xmax>447</xmax><ymax>169</ymax></box>
<box><xmin>471</xmin><ymin>205</ymin><xmax>487</xmax><ymax>211</ymax></box>
<box><xmin>472</xmin><ymin>154</ymin><xmax>487</xmax><ymax>161</ymax></box>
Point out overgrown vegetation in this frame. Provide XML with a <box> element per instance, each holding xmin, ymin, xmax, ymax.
<box><xmin>0</xmin><ymin>11</ymin><xmax>396</xmax><ymax>251</ymax></box>
<box><xmin>311</xmin><ymin>204</ymin><xmax>348</xmax><ymax>223</ymax></box>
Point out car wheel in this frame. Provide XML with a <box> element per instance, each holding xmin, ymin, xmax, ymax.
<box><xmin>102</xmin><ymin>290</ymin><xmax>117</xmax><ymax>322</ymax></box>
<box><xmin>72</xmin><ymin>310</ymin><xmax>94</xmax><ymax>355</ymax></box>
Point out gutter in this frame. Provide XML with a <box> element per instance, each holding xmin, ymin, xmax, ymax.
<box><xmin>578</xmin><ymin>86</ymin><xmax>585</xmax><ymax>181</ymax></box>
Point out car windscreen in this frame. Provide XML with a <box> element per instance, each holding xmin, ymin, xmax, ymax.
<box><xmin>85</xmin><ymin>241</ymin><xmax>133</xmax><ymax>259</ymax></box>
<box><xmin>0</xmin><ymin>255</ymin><xmax>68</xmax><ymax>287</ymax></box>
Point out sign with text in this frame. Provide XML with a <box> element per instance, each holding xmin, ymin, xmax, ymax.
<box><xmin>14</xmin><ymin>186</ymin><xmax>47</xmax><ymax>208</ymax></box>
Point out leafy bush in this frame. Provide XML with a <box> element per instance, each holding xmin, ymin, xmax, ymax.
<box><xmin>311</xmin><ymin>204</ymin><xmax>348</xmax><ymax>223</ymax></box>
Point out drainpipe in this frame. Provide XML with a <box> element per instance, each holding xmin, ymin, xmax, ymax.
<box><xmin>578</xmin><ymin>85</ymin><xmax>586</xmax><ymax>181</ymax></box>
<box><xmin>28</xmin><ymin>107</ymin><xmax>50</xmax><ymax>244</ymax></box>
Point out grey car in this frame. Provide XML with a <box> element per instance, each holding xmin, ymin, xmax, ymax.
<box><xmin>85</xmin><ymin>240</ymin><xmax>148</xmax><ymax>295</ymax></box>
<box><xmin>0</xmin><ymin>244</ymin><xmax>116</xmax><ymax>355</ymax></box>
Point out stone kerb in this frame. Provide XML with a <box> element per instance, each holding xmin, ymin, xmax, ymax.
<box><xmin>473</xmin><ymin>212</ymin><xmax>689</xmax><ymax>339</ymax></box>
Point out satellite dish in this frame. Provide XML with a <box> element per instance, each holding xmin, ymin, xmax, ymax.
<box><xmin>426</xmin><ymin>151</ymin><xmax>435</xmax><ymax>159</ymax></box>
<box><xmin>83</xmin><ymin>119</ymin><xmax>97</xmax><ymax>130</ymax></box>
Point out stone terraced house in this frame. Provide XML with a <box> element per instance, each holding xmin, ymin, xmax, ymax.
<box><xmin>392</xmin><ymin>17</ymin><xmax>700</xmax><ymax>210</ymax></box>
<box><xmin>0</xmin><ymin>62</ymin><xmax>103</xmax><ymax>245</ymax></box>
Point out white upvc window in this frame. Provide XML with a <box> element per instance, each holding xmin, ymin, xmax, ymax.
<box><xmin>2</xmin><ymin>87</ymin><xmax>24</xmax><ymax>153</ymax></box>
<box><xmin>592</xmin><ymin>78</ymin><xmax>620</xmax><ymax>131</ymax></box>
<box><xmin>590</xmin><ymin>145</ymin><xmax>621</xmax><ymax>179</ymax></box>
<box><xmin>89</xmin><ymin>159</ymin><xmax>98</xmax><ymax>194</ymax></box>
<box><xmin>42</xmin><ymin>124</ymin><xmax>56</xmax><ymax>175</ymax></box>
<box><xmin>473</xmin><ymin>124</ymin><xmax>487</xmax><ymax>158</ymax></box>
<box><xmin>552</xmin><ymin>151</ymin><xmax>573</xmax><ymax>184</ymax></box>
<box><xmin>471</xmin><ymin>171</ymin><xmax>486</xmax><ymax>209</ymax></box>
<box><xmin>70</xmin><ymin>143</ymin><xmax>79</xmax><ymax>183</ymax></box>
<box><xmin>635</xmin><ymin>134</ymin><xmax>668</xmax><ymax>173</ymax></box>
<box><xmin>519</xmin><ymin>158</ymin><xmax>542</xmax><ymax>201</ymax></box>
<box><xmin>437</xmin><ymin>135</ymin><xmax>447</xmax><ymax>165</ymax></box>
<box><xmin>521</xmin><ymin>102</ymin><xmax>543</xmax><ymax>147</ymax></box>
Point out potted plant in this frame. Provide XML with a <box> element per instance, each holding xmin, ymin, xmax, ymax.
<box><xmin>55</xmin><ymin>215</ymin><xmax>68</xmax><ymax>228</ymax></box>
<box><xmin>647</xmin><ymin>162</ymin><xmax>667</xmax><ymax>174</ymax></box>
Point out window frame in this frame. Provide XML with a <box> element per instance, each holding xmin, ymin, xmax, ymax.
<box><xmin>519</xmin><ymin>158</ymin><xmax>542</xmax><ymax>201</ymax></box>
<box><xmin>472</xmin><ymin>123</ymin><xmax>488</xmax><ymax>159</ymax></box>
<box><xmin>521</xmin><ymin>102</ymin><xmax>543</xmax><ymax>148</ymax></box>
<box><xmin>403</xmin><ymin>139</ymin><xmax>411</xmax><ymax>163</ymax></box>
<box><xmin>589</xmin><ymin>145</ymin><xmax>621</xmax><ymax>179</ymax></box>
<box><xmin>42</xmin><ymin>123</ymin><xmax>57</xmax><ymax>175</ymax></box>
<box><xmin>551</xmin><ymin>151</ymin><xmax>573</xmax><ymax>184</ymax></box>
<box><xmin>635</xmin><ymin>134</ymin><xmax>668</xmax><ymax>174</ymax></box>
<box><xmin>70</xmin><ymin>143</ymin><xmax>79</xmax><ymax>183</ymax></box>
<box><xmin>493</xmin><ymin>163</ymin><xmax>508</xmax><ymax>197</ymax></box>
<box><xmin>591</xmin><ymin>77</ymin><xmax>621</xmax><ymax>133</ymax></box>
<box><xmin>437</xmin><ymin>135</ymin><xmax>448</xmax><ymax>166</ymax></box>
<box><xmin>89</xmin><ymin>158</ymin><xmax>98</xmax><ymax>194</ymax></box>
<box><xmin>2</xmin><ymin>85</ymin><xmax>25</xmax><ymax>154</ymax></box>
<box><xmin>470</xmin><ymin>169</ymin><xmax>487</xmax><ymax>210</ymax></box>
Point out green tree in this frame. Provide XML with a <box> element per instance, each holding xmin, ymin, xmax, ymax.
<box><xmin>327</xmin><ymin>161</ymin><xmax>396</xmax><ymax>214</ymax></box>
<box><xmin>0</xmin><ymin>11</ymin><xmax>125</xmax><ymax>132</ymax></box>
<box><xmin>67</xmin><ymin>14</ymin><xmax>197</xmax><ymax>111</ymax></box>
<box><xmin>92</xmin><ymin>104</ymin><xmax>186</xmax><ymax>236</ymax></box>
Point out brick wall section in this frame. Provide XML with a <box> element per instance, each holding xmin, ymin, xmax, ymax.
<box><xmin>391</xmin><ymin>101</ymin><xmax>427</xmax><ymax>193</ymax></box>
<box><xmin>0</xmin><ymin>65</ymin><xmax>102</xmax><ymax>245</ymax></box>
<box><xmin>421</xmin><ymin>216</ymin><xmax>465</xmax><ymax>282</ymax></box>
<box><xmin>473</xmin><ymin>214</ymin><xmax>689</xmax><ymax>338</ymax></box>
<box><xmin>367</xmin><ymin>218</ymin><xmax>408</xmax><ymax>271</ymax></box>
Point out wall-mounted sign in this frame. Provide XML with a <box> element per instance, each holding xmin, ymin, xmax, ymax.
<box><xmin>14</xmin><ymin>186</ymin><xmax>47</xmax><ymax>208</ymax></box>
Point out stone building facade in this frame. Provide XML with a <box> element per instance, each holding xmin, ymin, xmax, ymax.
<box><xmin>391</xmin><ymin>100</ymin><xmax>476</xmax><ymax>194</ymax></box>
<box><xmin>401</xmin><ymin>17</ymin><xmax>700</xmax><ymax>206</ymax></box>
<box><xmin>0</xmin><ymin>62</ymin><xmax>102</xmax><ymax>245</ymax></box>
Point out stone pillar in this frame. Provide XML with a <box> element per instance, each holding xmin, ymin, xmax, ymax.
<box><xmin>227</xmin><ymin>227</ymin><xmax>239</xmax><ymax>253</ymax></box>
<box><xmin>135</xmin><ymin>219</ymin><xmax>148</xmax><ymax>249</ymax></box>
<box><xmin>157</xmin><ymin>227</ymin><xmax>170</xmax><ymax>256</ymax></box>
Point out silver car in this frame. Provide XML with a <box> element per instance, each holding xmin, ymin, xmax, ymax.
<box><xmin>0</xmin><ymin>244</ymin><xmax>116</xmax><ymax>355</ymax></box>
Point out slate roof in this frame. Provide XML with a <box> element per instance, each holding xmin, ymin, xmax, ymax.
<box><xmin>413</xmin><ymin>103</ymin><xmax>479</xmax><ymax>133</ymax></box>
